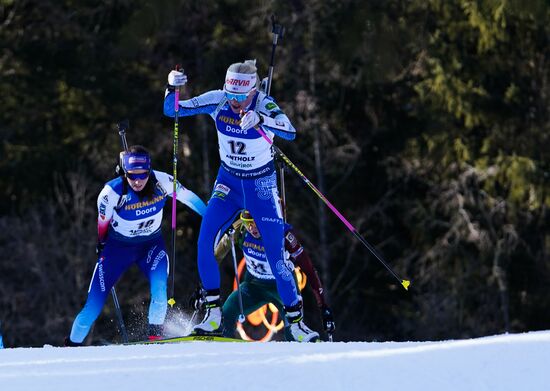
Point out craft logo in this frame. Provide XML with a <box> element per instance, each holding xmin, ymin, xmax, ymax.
<box><xmin>261</xmin><ymin>216</ymin><xmax>280</xmax><ymax>223</ymax></box>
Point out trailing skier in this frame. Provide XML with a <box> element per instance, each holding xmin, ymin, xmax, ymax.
<box><xmin>65</xmin><ymin>146</ymin><xmax>206</xmax><ymax>346</ymax></box>
<box><xmin>215</xmin><ymin>210</ymin><xmax>335</xmax><ymax>342</ymax></box>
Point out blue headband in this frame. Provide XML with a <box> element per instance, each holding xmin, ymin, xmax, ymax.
<box><xmin>122</xmin><ymin>152</ymin><xmax>151</xmax><ymax>172</ymax></box>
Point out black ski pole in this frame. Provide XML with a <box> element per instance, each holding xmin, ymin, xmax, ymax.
<box><xmin>110</xmin><ymin>284</ymin><xmax>128</xmax><ymax>343</ymax></box>
<box><xmin>168</xmin><ymin>65</ymin><xmax>182</xmax><ymax>309</ymax></box>
<box><xmin>229</xmin><ymin>227</ymin><xmax>246</xmax><ymax>324</ymax></box>
<box><xmin>107</xmin><ymin>119</ymin><xmax>131</xmax><ymax>344</ymax></box>
<box><xmin>265</xmin><ymin>15</ymin><xmax>288</xmax><ymax>221</ymax></box>
<box><xmin>266</xmin><ymin>14</ymin><xmax>284</xmax><ymax>96</ymax></box>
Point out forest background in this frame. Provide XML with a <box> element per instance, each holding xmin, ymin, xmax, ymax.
<box><xmin>0</xmin><ymin>0</ymin><xmax>548</xmax><ymax>347</ymax></box>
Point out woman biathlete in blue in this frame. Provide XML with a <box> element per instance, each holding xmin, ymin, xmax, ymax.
<box><xmin>66</xmin><ymin>145</ymin><xmax>206</xmax><ymax>345</ymax></box>
<box><xmin>164</xmin><ymin>60</ymin><xmax>318</xmax><ymax>342</ymax></box>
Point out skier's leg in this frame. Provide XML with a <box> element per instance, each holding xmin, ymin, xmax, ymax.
<box><xmin>136</xmin><ymin>236</ymin><xmax>168</xmax><ymax>337</ymax></box>
<box><xmin>246</xmin><ymin>173</ymin><xmax>319</xmax><ymax>342</ymax></box>
<box><xmin>194</xmin><ymin>171</ymin><xmax>243</xmax><ymax>334</ymax></box>
<box><xmin>245</xmin><ymin>171</ymin><xmax>299</xmax><ymax>307</ymax></box>
<box><xmin>69</xmin><ymin>241</ymin><xmax>133</xmax><ymax>344</ymax></box>
<box><xmin>222</xmin><ymin>280</ymin><xmax>271</xmax><ymax>338</ymax></box>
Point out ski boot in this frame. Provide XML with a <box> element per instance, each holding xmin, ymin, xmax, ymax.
<box><xmin>148</xmin><ymin>324</ymin><xmax>164</xmax><ymax>341</ymax></box>
<box><xmin>64</xmin><ymin>336</ymin><xmax>83</xmax><ymax>347</ymax></box>
<box><xmin>285</xmin><ymin>302</ymin><xmax>320</xmax><ymax>342</ymax></box>
<box><xmin>192</xmin><ymin>289</ymin><xmax>223</xmax><ymax>335</ymax></box>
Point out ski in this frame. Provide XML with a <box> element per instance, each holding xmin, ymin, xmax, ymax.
<box><xmin>125</xmin><ymin>335</ymin><xmax>250</xmax><ymax>345</ymax></box>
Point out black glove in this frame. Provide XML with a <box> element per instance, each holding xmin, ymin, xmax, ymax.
<box><xmin>96</xmin><ymin>242</ymin><xmax>105</xmax><ymax>256</ymax></box>
<box><xmin>188</xmin><ymin>287</ymin><xmax>205</xmax><ymax>310</ymax></box>
<box><xmin>321</xmin><ymin>305</ymin><xmax>336</xmax><ymax>333</ymax></box>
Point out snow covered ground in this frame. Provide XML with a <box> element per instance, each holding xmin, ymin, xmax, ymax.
<box><xmin>0</xmin><ymin>330</ymin><xmax>549</xmax><ymax>391</ymax></box>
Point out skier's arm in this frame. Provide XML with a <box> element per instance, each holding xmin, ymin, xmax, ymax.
<box><xmin>96</xmin><ymin>185</ymin><xmax>118</xmax><ymax>244</ymax></box>
<box><xmin>256</xmin><ymin>96</ymin><xmax>296</xmax><ymax>141</ymax></box>
<box><xmin>214</xmin><ymin>220</ymin><xmax>244</xmax><ymax>263</ymax></box>
<box><xmin>163</xmin><ymin>89</ymin><xmax>224</xmax><ymax>118</ymax></box>
<box><xmin>154</xmin><ymin>171</ymin><xmax>207</xmax><ymax>216</ymax></box>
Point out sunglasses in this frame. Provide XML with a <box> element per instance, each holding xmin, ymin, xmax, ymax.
<box><xmin>126</xmin><ymin>171</ymin><xmax>150</xmax><ymax>180</ymax></box>
<box><xmin>225</xmin><ymin>91</ymin><xmax>249</xmax><ymax>102</ymax></box>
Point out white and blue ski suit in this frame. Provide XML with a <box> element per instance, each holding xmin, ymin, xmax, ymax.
<box><xmin>164</xmin><ymin>89</ymin><xmax>301</xmax><ymax>307</ymax></box>
<box><xmin>69</xmin><ymin>171</ymin><xmax>206</xmax><ymax>343</ymax></box>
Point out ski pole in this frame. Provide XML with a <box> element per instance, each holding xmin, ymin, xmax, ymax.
<box><xmin>274</xmin><ymin>145</ymin><xmax>410</xmax><ymax>290</ymax></box>
<box><xmin>254</xmin><ymin>123</ymin><xmax>410</xmax><ymax>289</ymax></box>
<box><xmin>168</xmin><ymin>65</ymin><xmax>182</xmax><ymax>308</ymax></box>
<box><xmin>277</xmin><ymin>145</ymin><xmax>409</xmax><ymax>289</ymax></box>
<box><xmin>229</xmin><ymin>227</ymin><xmax>246</xmax><ymax>324</ymax></box>
<box><xmin>266</xmin><ymin>15</ymin><xmax>288</xmax><ymax>221</ymax></box>
<box><xmin>186</xmin><ymin>309</ymin><xmax>198</xmax><ymax>333</ymax></box>
<box><xmin>110</xmin><ymin>286</ymin><xmax>129</xmax><ymax>343</ymax></box>
<box><xmin>106</xmin><ymin>119</ymin><xmax>131</xmax><ymax>344</ymax></box>
<box><xmin>266</xmin><ymin>14</ymin><xmax>284</xmax><ymax>96</ymax></box>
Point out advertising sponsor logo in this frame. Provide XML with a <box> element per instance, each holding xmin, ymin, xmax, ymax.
<box><xmin>227</xmin><ymin>160</ymin><xmax>253</xmax><ymax>169</ymax></box>
<box><xmin>276</xmin><ymin>259</ymin><xmax>294</xmax><ymax>281</ymax></box>
<box><xmin>226</xmin><ymin>125</ymin><xmax>247</xmax><ymax>135</ymax></box>
<box><xmin>286</xmin><ymin>232</ymin><xmax>297</xmax><ymax>246</ymax></box>
<box><xmin>243</xmin><ymin>241</ymin><xmax>265</xmax><ymax>253</ymax></box>
<box><xmin>129</xmin><ymin>227</ymin><xmax>154</xmax><ymax>236</ymax></box>
<box><xmin>275</xmin><ymin>119</ymin><xmax>285</xmax><ymax>127</ymax></box>
<box><xmin>255</xmin><ymin>172</ymin><xmax>277</xmax><ymax>200</ymax></box>
<box><xmin>136</xmin><ymin>206</ymin><xmax>157</xmax><ymax>216</ymax></box>
<box><xmin>129</xmin><ymin>156</ymin><xmax>148</xmax><ymax>164</ymax></box>
<box><xmin>214</xmin><ymin>183</ymin><xmax>230</xmax><ymax>195</ymax></box>
<box><xmin>218</xmin><ymin>115</ymin><xmax>240</xmax><ymax>125</ymax></box>
<box><xmin>226</xmin><ymin>154</ymin><xmax>255</xmax><ymax>162</ymax></box>
<box><xmin>124</xmin><ymin>195</ymin><xmax>164</xmax><ymax>210</ymax></box>
<box><xmin>265</xmin><ymin>102</ymin><xmax>277</xmax><ymax>110</ymax></box>
<box><xmin>151</xmin><ymin>250</ymin><xmax>166</xmax><ymax>271</ymax></box>
<box><xmin>261</xmin><ymin>216</ymin><xmax>281</xmax><ymax>223</ymax></box>
<box><xmin>225</xmin><ymin>78</ymin><xmax>251</xmax><ymax>87</ymax></box>
<box><xmin>99</xmin><ymin>203</ymin><xmax>107</xmax><ymax>216</ymax></box>
<box><xmin>146</xmin><ymin>246</ymin><xmax>158</xmax><ymax>264</ymax></box>
<box><xmin>98</xmin><ymin>264</ymin><xmax>106</xmax><ymax>292</ymax></box>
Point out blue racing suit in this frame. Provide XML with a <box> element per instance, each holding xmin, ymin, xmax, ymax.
<box><xmin>164</xmin><ymin>88</ymin><xmax>300</xmax><ymax>307</ymax></box>
<box><xmin>69</xmin><ymin>171</ymin><xmax>206</xmax><ymax>343</ymax></box>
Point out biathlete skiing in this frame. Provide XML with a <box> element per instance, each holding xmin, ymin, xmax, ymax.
<box><xmin>163</xmin><ymin>59</ymin><xmax>319</xmax><ymax>342</ymax></box>
<box><xmin>65</xmin><ymin>145</ymin><xmax>206</xmax><ymax>346</ymax></box>
<box><xmin>215</xmin><ymin>210</ymin><xmax>336</xmax><ymax>341</ymax></box>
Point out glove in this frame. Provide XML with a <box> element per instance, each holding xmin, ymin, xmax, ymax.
<box><xmin>96</xmin><ymin>242</ymin><xmax>105</xmax><ymax>256</ymax></box>
<box><xmin>168</xmin><ymin>70</ymin><xmax>187</xmax><ymax>87</ymax></box>
<box><xmin>321</xmin><ymin>305</ymin><xmax>336</xmax><ymax>333</ymax></box>
<box><xmin>188</xmin><ymin>286</ymin><xmax>205</xmax><ymax>310</ymax></box>
<box><xmin>240</xmin><ymin>110</ymin><xmax>262</xmax><ymax>131</ymax></box>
